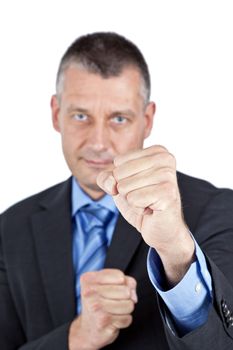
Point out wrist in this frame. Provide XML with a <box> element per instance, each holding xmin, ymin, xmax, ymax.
<box><xmin>68</xmin><ymin>317</ymin><xmax>98</xmax><ymax>350</ymax></box>
<box><xmin>156</xmin><ymin>227</ymin><xmax>195</xmax><ymax>287</ymax></box>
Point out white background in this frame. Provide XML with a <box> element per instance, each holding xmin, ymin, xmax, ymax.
<box><xmin>0</xmin><ymin>0</ymin><xmax>233</xmax><ymax>213</ymax></box>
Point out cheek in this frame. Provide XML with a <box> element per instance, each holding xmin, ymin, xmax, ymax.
<box><xmin>112</xmin><ymin>127</ymin><xmax>145</xmax><ymax>154</ymax></box>
<box><xmin>61</xmin><ymin>125</ymin><xmax>86</xmax><ymax>152</ymax></box>
<box><xmin>60</xmin><ymin>136</ymin><xmax>81</xmax><ymax>165</ymax></box>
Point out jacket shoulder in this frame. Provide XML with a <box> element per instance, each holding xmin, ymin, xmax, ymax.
<box><xmin>1</xmin><ymin>178</ymin><xmax>71</xmax><ymax>219</ymax></box>
<box><xmin>177</xmin><ymin>170</ymin><xmax>233</xmax><ymax>199</ymax></box>
<box><xmin>177</xmin><ymin>171</ymin><xmax>233</xmax><ymax>231</ymax></box>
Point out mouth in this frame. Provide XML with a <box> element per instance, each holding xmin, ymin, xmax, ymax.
<box><xmin>83</xmin><ymin>158</ymin><xmax>113</xmax><ymax>169</ymax></box>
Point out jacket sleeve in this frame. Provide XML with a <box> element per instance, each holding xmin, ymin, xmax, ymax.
<box><xmin>162</xmin><ymin>189</ymin><xmax>233</xmax><ymax>349</ymax></box>
<box><xmin>17</xmin><ymin>324</ymin><xmax>71</xmax><ymax>350</ymax></box>
<box><xmin>0</xmin><ymin>216</ymin><xmax>71</xmax><ymax>350</ymax></box>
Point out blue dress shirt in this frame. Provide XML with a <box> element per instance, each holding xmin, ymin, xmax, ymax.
<box><xmin>71</xmin><ymin>177</ymin><xmax>212</xmax><ymax>333</ymax></box>
<box><xmin>147</xmin><ymin>241</ymin><xmax>212</xmax><ymax>334</ymax></box>
<box><xmin>72</xmin><ymin>177</ymin><xmax>119</xmax><ymax>313</ymax></box>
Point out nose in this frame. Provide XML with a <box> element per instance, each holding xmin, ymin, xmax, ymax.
<box><xmin>88</xmin><ymin>120</ymin><xmax>110</xmax><ymax>151</ymax></box>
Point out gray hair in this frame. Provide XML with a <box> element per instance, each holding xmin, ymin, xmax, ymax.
<box><xmin>56</xmin><ymin>32</ymin><xmax>151</xmax><ymax>105</ymax></box>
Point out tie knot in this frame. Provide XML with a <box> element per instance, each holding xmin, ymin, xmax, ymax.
<box><xmin>80</xmin><ymin>203</ymin><xmax>113</xmax><ymax>231</ymax></box>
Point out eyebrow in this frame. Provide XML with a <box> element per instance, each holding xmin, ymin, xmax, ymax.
<box><xmin>110</xmin><ymin>110</ymin><xmax>136</xmax><ymax>118</ymax></box>
<box><xmin>66</xmin><ymin>106</ymin><xmax>89</xmax><ymax>114</ymax></box>
<box><xmin>66</xmin><ymin>105</ymin><xmax>136</xmax><ymax>118</ymax></box>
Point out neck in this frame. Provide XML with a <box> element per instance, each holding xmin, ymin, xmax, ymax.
<box><xmin>78</xmin><ymin>182</ymin><xmax>106</xmax><ymax>200</ymax></box>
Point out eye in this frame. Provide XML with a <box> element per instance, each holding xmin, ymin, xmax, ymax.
<box><xmin>73</xmin><ymin>113</ymin><xmax>88</xmax><ymax>121</ymax></box>
<box><xmin>112</xmin><ymin>116</ymin><xmax>127</xmax><ymax>124</ymax></box>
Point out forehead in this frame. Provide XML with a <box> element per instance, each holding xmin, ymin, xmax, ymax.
<box><xmin>60</xmin><ymin>65</ymin><xmax>144</xmax><ymax>108</ymax></box>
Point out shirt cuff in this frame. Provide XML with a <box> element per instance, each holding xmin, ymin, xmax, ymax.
<box><xmin>147</xmin><ymin>237</ymin><xmax>213</xmax><ymax>334</ymax></box>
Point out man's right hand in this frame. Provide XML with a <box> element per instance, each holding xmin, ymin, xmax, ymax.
<box><xmin>68</xmin><ymin>269</ymin><xmax>137</xmax><ymax>350</ymax></box>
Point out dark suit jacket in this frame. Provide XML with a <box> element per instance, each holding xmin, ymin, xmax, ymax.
<box><xmin>1</xmin><ymin>172</ymin><xmax>233</xmax><ymax>349</ymax></box>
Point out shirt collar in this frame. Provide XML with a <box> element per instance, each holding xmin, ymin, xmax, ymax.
<box><xmin>71</xmin><ymin>176</ymin><xmax>118</xmax><ymax>217</ymax></box>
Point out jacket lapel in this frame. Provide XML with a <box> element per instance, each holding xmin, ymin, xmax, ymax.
<box><xmin>105</xmin><ymin>213</ymin><xmax>142</xmax><ymax>271</ymax></box>
<box><xmin>31</xmin><ymin>179</ymin><xmax>76</xmax><ymax>327</ymax></box>
<box><xmin>31</xmin><ymin>178</ymin><xmax>142</xmax><ymax>327</ymax></box>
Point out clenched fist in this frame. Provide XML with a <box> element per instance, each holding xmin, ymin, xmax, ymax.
<box><xmin>97</xmin><ymin>145</ymin><xmax>195</xmax><ymax>286</ymax></box>
<box><xmin>69</xmin><ymin>269</ymin><xmax>137</xmax><ymax>350</ymax></box>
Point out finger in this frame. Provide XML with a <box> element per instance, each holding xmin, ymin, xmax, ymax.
<box><xmin>125</xmin><ymin>276</ymin><xmax>138</xmax><ymax>303</ymax></box>
<box><xmin>81</xmin><ymin>269</ymin><xmax>125</xmax><ymax>288</ymax></box>
<box><xmin>96</xmin><ymin>171</ymin><xmax>118</xmax><ymax>195</ymax></box>
<box><xmin>112</xmin><ymin>315</ymin><xmax>133</xmax><ymax>329</ymax></box>
<box><xmin>126</xmin><ymin>182</ymin><xmax>179</xmax><ymax>211</ymax></box>
<box><xmin>102</xmin><ymin>298</ymin><xmax>135</xmax><ymax>314</ymax></box>
<box><xmin>97</xmin><ymin>284</ymin><xmax>132</xmax><ymax>300</ymax></box>
<box><xmin>114</xmin><ymin>145</ymin><xmax>168</xmax><ymax>166</ymax></box>
<box><xmin>117</xmin><ymin>167</ymin><xmax>176</xmax><ymax>196</ymax></box>
<box><xmin>112</xmin><ymin>194</ymin><xmax>146</xmax><ymax>226</ymax></box>
<box><xmin>113</xmin><ymin>152</ymin><xmax>176</xmax><ymax>182</ymax></box>
<box><xmin>125</xmin><ymin>276</ymin><xmax>137</xmax><ymax>289</ymax></box>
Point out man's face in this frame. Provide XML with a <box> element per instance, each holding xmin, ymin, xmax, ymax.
<box><xmin>51</xmin><ymin>65</ymin><xmax>155</xmax><ymax>199</ymax></box>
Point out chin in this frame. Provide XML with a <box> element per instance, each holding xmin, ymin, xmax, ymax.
<box><xmin>80</xmin><ymin>180</ymin><xmax>106</xmax><ymax>199</ymax></box>
<box><xmin>72</xmin><ymin>164</ymin><xmax>106</xmax><ymax>193</ymax></box>
<box><xmin>75</xmin><ymin>173</ymin><xmax>100</xmax><ymax>189</ymax></box>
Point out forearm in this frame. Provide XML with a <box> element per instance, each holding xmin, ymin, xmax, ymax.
<box><xmin>68</xmin><ymin>317</ymin><xmax>98</xmax><ymax>350</ymax></box>
<box><xmin>155</xmin><ymin>225</ymin><xmax>195</xmax><ymax>287</ymax></box>
<box><xmin>147</xmin><ymin>237</ymin><xmax>213</xmax><ymax>334</ymax></box>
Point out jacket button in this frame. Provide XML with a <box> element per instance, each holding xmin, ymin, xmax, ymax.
<box><xmin>224</xmin><ymin>309</ymin><xmax>231</xmax><ymax>317</ymax></box>
<box><xmin>222</xmin><ymin>300</ymin><xmax>227</xmax><ymax>310</ymax></box>
<box><xmin>227</xmin><ymin>316</ymin><xmax>233</xmax><ymax>327</ymax></box>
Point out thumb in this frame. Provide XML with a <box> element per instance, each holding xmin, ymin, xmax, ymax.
<box><xmin>96</xmin><ymin>171</ymin><xmax>118</xmax><ymax>195</ymax></box>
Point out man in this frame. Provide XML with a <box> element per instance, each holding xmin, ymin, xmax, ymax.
<box><xmin>1</xmin><ymin>32</ymin><xmax>233</xmax><ymax>349</ymax></box>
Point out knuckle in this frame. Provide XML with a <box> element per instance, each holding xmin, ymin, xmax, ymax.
<box><xmin>125</xmin><ymin>315</ymin><xmax>133</xmax><ymax>327</ymax></box>
<box><xmin>127</xmin><ymin>300</ymin><xmax>135</xmax><ymax>313</ymax></box>
<box><xmin>90</xmin><ymin>300</ymin><xmax>102</xmax><ymax>313</ymax></box>
<box><xmin>113</xmin><ymin>167</ymin><xmax>120</xmax><ymax>181</ymax></box>
<box><xmin>166</xmin><ymin>152</ymin><xmax>176</xmax><ymax>167</ymax></box>
<box><xmin>126</xmin><ymin>191</ymin><xmax>137</xmax><ymax>206</ymax></box>
<box><xmin>81</xmin><ymin>284</ymin><xmax>93</xmax><ymax>297</ymax></box>
<box><xmin>116</xmin><ymin>270</ymin><xmax>125</xmax><ymax>279</ymax></box>
<box><xmin>163</xmin><ymin>181</ymin><xmax>172</xmax><ymax>192</ymax></box>
<box><xmin>119</xmin><ymin>285</ymin><xmax>131</xmax><ymax>298</ymax></box>
<box><xmin>97</xmin><ymin>313</ymin><xmax>111</xmax><ymax>329</ymax></box>
<box><xmin>152</xmin><ymin>153</ymin><xmax>160</xmax><ymax>164</ymax></box>
<box><xmin>81</xmin><ymin>270</ymin><xmax>94</xmax><ymax>282</ymax></box>
<box><xmin>124</xmin><ymin>288</ymin><xmax>131</xmax><ymax>298</ymax></box>
<box><xmin>116</xmin><ymin>181</ymin><xmax>127</xmax><ymax>195</ymax></box>
<box><xmin>114</xmin><ymin>154</ymin><xmax>124</xmax><ymax>167</ymax></box>
<box><xmin>104</xmin><ymin>269</ymin><xmax>125</xmax><ymax>284</ymax></box>
<box><xmin>163</xmin><ymin>182</ymin><xmax>177</xmax><ymax>200</ymax></box>
<box><xmin>126</xmin><ymin>276</ymin><xmax>137</xmax><ymax>289</ymax></box>
<box><xmin>109</xmin><ymin>268</ymin><xmax>125</xmax><ymax>280</ymax></box>
<box><xmin>80</xmin><ymin>271</ymin><xmax>96</xmax><ymax>288</ymax></box>
<box><xmin>115</xmin><ymin>315</ymin><xmax>133</xmax><ymax>329</ymax></box>
<box><xmin>80</xmin><ymin>272</ymin><xmax>89</xmax><ymax>286</ymax></box>
<box><xmin>156</xmin><ymin>145</ymin><xmax>168</xmax><ymax>152</ymax></box>
<box><xmin>163</xmin><ymin>168</ymin><xmax>175</xmax><ymax>181</ymax></box>
<box><xmin>151</xmin><ymin>145</ymin><xmax>168</xmax><ymax>153</ymax></box>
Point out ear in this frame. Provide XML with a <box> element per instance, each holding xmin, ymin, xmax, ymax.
<box><xmin>144</xmin><ymin>102</ymin><xmax>156</xmax><ymax>139</ymax></box>
<box><xmin>50</xmin><ymin>94</ymin><xmax>61</xmax><ymax>132</ymax></box>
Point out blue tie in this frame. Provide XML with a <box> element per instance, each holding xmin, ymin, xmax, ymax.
<box><xmin>74</xmin><ymin>203</ymin><xmax>113</xmax><ymax>311</ymax></box>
